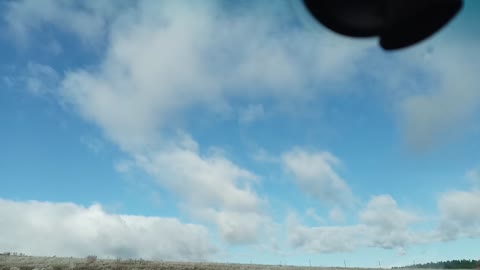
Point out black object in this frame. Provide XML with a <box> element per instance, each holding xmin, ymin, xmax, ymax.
<box><xmin>303</xmin><ymin>0</ymin><xmax>463</xmax><ymax>50</ymax></box>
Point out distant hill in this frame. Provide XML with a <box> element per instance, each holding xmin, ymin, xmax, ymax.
<box><xmin>393</xmin><ymin>260</ymin><xmax>480</xmax><ymax>269</ymax></box>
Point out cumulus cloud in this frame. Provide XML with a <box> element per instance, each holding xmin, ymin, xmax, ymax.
<box><xmin>210</xmin><ymin>210</ymin><xmax>269</xmax><ymax>244</ymax></box>
<box><xmin>149</xmin><ymin>148</ymin><xmax>260</xmax><ymax>213</ymax></box>
<box><xmin>282</xmin><ymin>148</ymin><xmax>354</xmax><ymax>207</ymax></box>
<box><xmin>288</xmin><ymin>219</ymin><xmax>366</xmax><ymax>253</ymax></box>
<box><xmin>360</xmin><ymin>195</ymin><xmax>420</xmax><ymax>231</ymax></box>
<box><xmin>290</xmin><ymin>190</ymin><xmax>480</xmax><ymax>254</ymax></box>
<box><xmin>0</xmin><ymin>198</ymin><xmax>215</xmax><ymax>260</ymax></box>
<box><xmin>437</xmin><ymin>190</ymin><xmax>480</xmax><ymax>240</ymax></box>
<box><xmin>134</xmin><ymin>136</ymin><xmax>270</xmax><ymax>244</ymax></box>
<box><xmin>288</xmin><ymin>195</ymin><xmax>423</xmax><ymax>253</ymax></box>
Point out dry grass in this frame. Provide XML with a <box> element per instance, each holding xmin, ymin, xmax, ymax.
<box><xmin>1</xmin><ymin>255</ymin><xmax>354</xmax><ymax>270</ymax></box>
<box><xmin>0</xmin><ymin>254</ymin><xmax>461</xmax><ymax>270</ymax></box>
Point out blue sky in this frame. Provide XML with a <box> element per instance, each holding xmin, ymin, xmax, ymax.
<box><xmin>1</xmin><ymin>0</ymin><xmax>480</xmax><ymax>267</ymax></box>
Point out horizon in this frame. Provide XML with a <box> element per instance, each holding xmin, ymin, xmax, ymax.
<box><xmin>1</xmin><ymin>0</ymin><xmax>480</xmax><ymax>268</ymax></box>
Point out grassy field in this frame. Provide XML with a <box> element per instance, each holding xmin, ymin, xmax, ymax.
<box><xmin>2</xmin><ymin>255</ymin><xmax>472</xmax><ymax>270</ymax></box>
<box><xmin>0</xmin><ymin>254</ymin><xmax>377</xmax><ymax>270</ymax></box>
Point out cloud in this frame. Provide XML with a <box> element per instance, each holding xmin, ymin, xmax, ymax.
<box><xmin>437</xmin><ymin>190</ymin><xmax>480</xmax><ymax>240</ymax></box>
<box><xmin>398</xmin><ymin>40</ymin><xmax>480</xmax><ymax>149</ymax></box>
<box><xmin>282</xmin><ymin>148</ymin><xmax>354</xmax><ymax>207</ymax></box>
<box><xmin>56</xmin><ymin>0</ymin><xmax>372</xmax><ymax>152</ymax></box>
<box><xmin>0</xmin><ymin>198</ymin><xmax>215</xmax><ymax>260</ymax></box>
<box><xmin>210</xmin><ymin>210</ymin><xmax>270</xmax><ymax>245</ymax></box>
<box><xmin>288</xmin><ymin>218</ymin><xmax>366</xmax><ymax>253</ymax></box>
<box><xmin>137</xmin><ymin>141</ymin><xmax>260</xmax><ymax>213</ymax></box>
<box><xmin>291</xmin><ymin>191</ymin><xmax>480</xmax><ymax>254</ymax></box>
<box><xmin>288</xmin><ymin>195</ymin><xmax>423</xmax><ymax>253</ymax></box>
<box><xmin>359</xmin><ymin>195</ymin><xmax>420</xmax><ymax>232</ymax></box>
<box><xmin>134</xmin><ymin>136</ymin><xmax>270</xmax><ymax>244</ymax></box>
<box><xmin>3</xmin><ymin>0</ymin><xmax>129</xmax><ymax>46</ymax></box>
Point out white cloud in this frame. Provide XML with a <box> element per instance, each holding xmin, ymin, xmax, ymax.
<box><xmin>359</xmin><ymin>195</ymin><xmax>424</xmax><ymax>249</ymax></box>
<box><xmin>134</xmin><ymin>138</ymin><xmax>270</xmax><ymax>244</ymax></box>
<box><xmin>201</xmin><ymin>209</ymin><xmax>274</xmax><ymax>244</ymax></box>
<box><xmin>56</xmin><ymin>1</ymin><xmax>372</xmax><ymax>152</ymax></box>
<box><xmin>290</xmin><ymin>191</ymin><xmax>480</xmax><ymax>253</ymax></box>
<box><xmin>238</xmin><ymin>104</ymin><xmax>265</xmax><ymax>124</ymax></box>
<box><xmin>398</xmin><ymin>40</ymin><xmax>480</xmax><ymax>149</ymax></box>
<box><xmin>0</xmin><ymin>198</ymin><xmax>215</xmax><ymax>261</ymax></box>
<box><xmin>360</xmin><ymin>195</ymin><xmax>420</xmax><ymax>231</ymax></box>
<box><xmin>437</xmin><ymin>190</ymin><xmax>480</xmax><ymax>240</ymax></box>
<box><xmin>138</xmin><ymin>145</ymin><xmax>260</xmax><ymax>213</ymax></box>
<box><xmin>288</xmin><ymin>221</ymin><xmax>367</xmax><ymax>253</ymax></box>
<box><xmin>288</xmin><ymin>195</ymin><xmax>424</xmax><ymax>253</ymax></box>
<box><xmin>282</xmin><ymin>148</ymin><xmax>354</xmax><ymax>207</ymax></box>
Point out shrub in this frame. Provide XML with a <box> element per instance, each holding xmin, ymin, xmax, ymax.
<box><xmin>52</xmin><ymin>265</ymin><xmax>63</xmax><ymax>270</ymax></box>
<box><xmin>85</xmin><ymin>256</ymin><xmax>97</xmax><ymax>265</ymax></box>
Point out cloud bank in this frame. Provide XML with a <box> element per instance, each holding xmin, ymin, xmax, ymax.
<box><xmin>0</xmin><ymin>199</ymin><xmax>215</xmax><ymax>261</ymax></box>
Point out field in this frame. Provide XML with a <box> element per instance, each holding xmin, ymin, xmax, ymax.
<box><xmin>0</xmin><ymin>255</ymin><xmax>377</xmax><ymax>270</ymax></box>
<box><xmin>3</xmin><ymin>255</ymin><xmax>473</xmax><ymax>270</ymax></box>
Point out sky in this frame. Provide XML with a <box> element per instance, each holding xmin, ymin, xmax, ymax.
<box><xmin>1</xmin><ymin>0</ymin><xmax>480</xmax><ymax>268</ymax></box>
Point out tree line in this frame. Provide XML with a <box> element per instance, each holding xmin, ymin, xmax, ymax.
<box><xmin>393</xmin><ymin>259</ymin><xmax>480</xmax><ymax>269</ymax></box>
